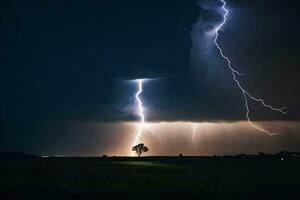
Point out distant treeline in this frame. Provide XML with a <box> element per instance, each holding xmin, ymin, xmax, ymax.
<box><xmin>1</xmin><ymin>151</ymin><xmax>300</xmax><ymax>160</ymax></box>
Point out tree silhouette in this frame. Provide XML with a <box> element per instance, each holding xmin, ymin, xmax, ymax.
<box><xmin>132</xmin><ymin>143</ymin><xmax>149</xmax><ymax>157</ymax></box>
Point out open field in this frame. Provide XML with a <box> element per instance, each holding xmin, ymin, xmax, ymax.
<box><xmin>1</xmin><ymin>153</ymin><xmax>300</xmax><ymax>199</ymax></box>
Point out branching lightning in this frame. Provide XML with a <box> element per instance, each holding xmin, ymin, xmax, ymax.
<box><xmin>214</xmin><ymin>0</ymin><xmax>287</xmax><ymax>135</ymax></box>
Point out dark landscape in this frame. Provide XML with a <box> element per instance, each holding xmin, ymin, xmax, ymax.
<box><xmin>1</xmin><ymin>152</ymin><xmax>300</xmax><ymax>200</ymax></box>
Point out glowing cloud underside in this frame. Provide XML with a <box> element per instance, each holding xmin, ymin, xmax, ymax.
<box><xmin>214</xmin><ymin>0</ymin><xmax>287</xmax><ymax>135</ymax></box>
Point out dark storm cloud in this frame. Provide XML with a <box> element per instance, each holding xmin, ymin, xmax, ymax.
<box><xmin>191</xmin><ymin>0</ymin><xmax>221</xmax><ymax>58</ymax></box>
<box><xmin>0</xmin><ymin>0</ymin><xmax>197</xmax><ymax>122</ymax></box>
<box><xmin>1</xmin><ymin>0</ymin><xmax>297</xmax><ymax>123</ymax></box>
<box><xmin>0</xmin><ymin>0</ymin><xmax>299</xmax><ymax>154</ymax></box>
<box><xmin>189</xmin><ymin>0</ymin><xmax>236</xmax><ymax>100</ymax></box>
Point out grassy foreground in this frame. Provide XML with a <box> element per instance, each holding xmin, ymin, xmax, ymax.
<box><xmin>1</xmin><ymin>153</ymin><xmax>300</xmax><ymax>199</ymax></box>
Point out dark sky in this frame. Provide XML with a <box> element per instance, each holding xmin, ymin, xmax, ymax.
<box><xmin>1</xmin><ymin>0</ymin><xmax>300</xmax><ymax>155</ymax></box>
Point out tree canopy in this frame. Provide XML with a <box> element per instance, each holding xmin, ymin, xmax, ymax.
<box><xmin>132</xmin><ymin>143</ymin><xmax>149</xmax><ymax>157</ymax></box>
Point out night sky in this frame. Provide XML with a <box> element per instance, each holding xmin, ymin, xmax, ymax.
<box><xmin>1</xmin><ymin>0</ymin><xmax>300</xmax><ymax>156</ymax></box>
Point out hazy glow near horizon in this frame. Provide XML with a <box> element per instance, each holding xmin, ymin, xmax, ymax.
<box><xmin>39</xmin><ymin>121</ymin><xmax>300</xmax><ymax>157</ymax></box>
<box><xmin>94</xmin><ymin>121</ymin><xmax>300</xmax><ymax>157</ymax></box>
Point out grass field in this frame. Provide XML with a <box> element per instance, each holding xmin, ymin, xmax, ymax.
<box><xmin>1</xmin><ymin>154</ymin><xmax>300</xmax><ymax>199</ymax></box>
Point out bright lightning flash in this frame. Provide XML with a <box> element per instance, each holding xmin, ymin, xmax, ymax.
<box><xmin>214</xmin><ymin>0</ymin><xmax>287</xmax><ymax>135</ymax></box>
<box><xmin>131</xmin><ymin>79</ymin><xmax>161</xmax><ymax>156</ymax></box>
<box><xmin>131</xmin><ymin>79</ymin><xmax>144</xmax><ymax>151</ymax></box>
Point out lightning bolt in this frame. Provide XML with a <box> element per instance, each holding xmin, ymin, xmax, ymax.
<box><xmin>131</xmin><ymin>79</ymin><xmax>144</xmax><ymax>153</ymax></box>
<box><xmin>131</xmin><ymin>79</ymin><xmax>161</xmax><ymax>156</ymax></box>
<box><xmin>147</xmin><ymin>126</ymin><xmax>162</xmax><ymax>144</ymax></box>
<box><xmin>214</xmin><ymin>0</ymin><xmax>287</xmax><ymax>135</ymax></box>
<box><xmin>191</xmin><ymin>123</ymin><xmax>198</xmax><ymax>148</ymax></box>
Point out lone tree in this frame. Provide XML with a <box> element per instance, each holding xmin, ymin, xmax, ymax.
<box><xmin>132</xmin><ymin>143</ymin><xmax>149</xmax><ymax>157</ymax></box>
